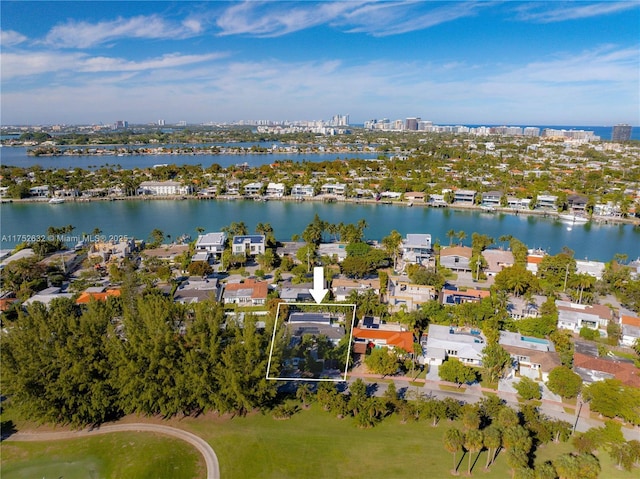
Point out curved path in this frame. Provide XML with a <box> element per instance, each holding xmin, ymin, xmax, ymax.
<box><xmin>5</xmin><ymin>423</ymin><xmax>220</xmax><ymax>479</ymax></box>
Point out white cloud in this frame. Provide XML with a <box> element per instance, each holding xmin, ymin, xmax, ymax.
<box><xmin>1</xmin><ymin>50</ymin><xmax>226</xmax><ymax>79</ymax></box>
<box><xmin>492</xmin><ymin>46</ymin><xmax>640</xmax><ymax>83</ymax></box>
<box><xmin>79</xmin><ymin>52</ymin><xmax>226</xmax><ymax>72</ymax></box>
<box><xmin>516</xmin><ymin>2</ymin><xmax>639</xmax><ymax>23</ymax></box>
<box><xmin>215</xmin><ymin>1</ymin><xmax>356</xmax><ymax>37</ymax></box>
<box><xmin>214</xmin><ymin>1</ymin><xmax>497</xmax><ymax>38</ymax></box>
<box><xmin>44</xmin><ymin>14</ymin><xmax>199</xmax><ymax>48</ymax></box>
<box><xmin>0</xmin><ymin>29</ymin><xmax>28</xmax><ymax>46</ymax></box>
<box><xmin>2</xmin><ymin>47</ymin><xmax>637</xmax><ymax>125</ymax></box>
<box><xmin>339</xmin><ymin>1</ymin><xmax>492</xmax><ymax>36</ymax></box>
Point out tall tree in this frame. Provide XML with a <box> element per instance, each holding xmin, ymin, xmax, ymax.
<box><xmin>382</xmin><ymin>229</ymin><xmax>403</xmax><ymax>272</ymax></box>
<box><xmin>444</xmin><ymin>427</ymin><xmax>464</xmax><ymax>475</ymax></box>
<box><xmin>464</xmin><ymin>429</ymin><xmax>484</xmax><ymax>476</ymax></box>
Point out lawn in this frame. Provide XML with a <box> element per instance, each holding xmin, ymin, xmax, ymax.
<box><xmin>2</xmin><ymin>404</ymin><xmax>638</xmax><ymax>479</ymax></box>
<box><xmin>178</xmin><ymin>404</ymin><xmax>640</xmax><ymax>479</ymax></box>
<box><xmin>1</xmin><ymin>432</ymin><xmax>204</xmax><ymax>479</ymax></box>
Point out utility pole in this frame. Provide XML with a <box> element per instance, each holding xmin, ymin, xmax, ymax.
<box><xmin>563</xmin><ymin>263</ymin><xmax>569</xmax><ymax>292</ymax></box>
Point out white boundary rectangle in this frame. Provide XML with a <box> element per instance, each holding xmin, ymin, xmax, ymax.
<box><xmin>266</xmin><ymin>302</ymin><xmax>357</xmax><ymax>382</ymax></box>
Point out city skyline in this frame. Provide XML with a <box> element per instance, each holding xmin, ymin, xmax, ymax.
<box><xmin>1</xmin><ymin>1</ymin><xmax>639</xmax><ymax>126</ymax></box>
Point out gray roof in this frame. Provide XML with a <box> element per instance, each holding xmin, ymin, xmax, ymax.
<box><xmin>426</xmin><ymin>324</ymin><xmax>485</xmax><ymax>362</ymax></box>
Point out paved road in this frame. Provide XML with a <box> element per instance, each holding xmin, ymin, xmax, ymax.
<box><xmin>5</xmin><ymin>423</ymin><xmax>220</xmax><ymax>479</ymax></box>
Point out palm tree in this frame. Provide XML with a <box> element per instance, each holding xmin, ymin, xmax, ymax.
<box><xmin>382</xmin><ymin>230</ymin><xmax>403</xmax><ymax>272</ymax></box>
<box><xmin>464</xmin><ymin>429</ymin><xmax>484</xmax><ymax>475</ymax></box>
<box><xmin>444</xmin><ymin>427</ymin><xmax>464</xmax><ymax>475</ymax></box>
<box><xmin>457</xmin><ymin>230</ymin><xmax>467</xmax><ymax>246</ymax></box>
<box><xmin>483</xmin><ymin>425</ymin><xmax>502</xmax><ymax>469</ymax></box>
<box><xmin>447</xmin><ymin>229</ymin><xmax>456</xmax><ymax>246</ymax></box>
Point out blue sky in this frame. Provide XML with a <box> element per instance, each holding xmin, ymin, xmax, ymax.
<box><xmin>1</xmin><ymin>1</ymin><xmax>639</xmax><ymax>126</ymax></box>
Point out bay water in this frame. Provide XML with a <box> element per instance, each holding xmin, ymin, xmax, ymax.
<box><xmin>1</xmin><ymin>199</ymin><xmax>638</xmax><ymax>262</ymax></box>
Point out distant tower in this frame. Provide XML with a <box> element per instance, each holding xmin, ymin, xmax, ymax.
<box><xmin>611</xmin><ymin>124</ymin><xmax>632</xmax><ymax>141</ymax></box>
<box><xmin>405</xmin><ymin>117</ymin><xmax>419</xmax><ymax>131</ymax></box>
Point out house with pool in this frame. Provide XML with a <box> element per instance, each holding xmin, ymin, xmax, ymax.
<box><xmin>499</xmin><ymin>331</ymin><xmax>560</xmax><ymax>381</ymax></box>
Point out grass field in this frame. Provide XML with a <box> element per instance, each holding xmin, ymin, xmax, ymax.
<box><xmin>1</xmin><ymin>432</ymin><xmax>204</xmax><ymax>479</ymax></box>
<box><xmin>179</xmin><ymin>404</ymin><xmax>638</xmax><ymax>479</ymax></box>
<box><xmin>2</xmin><ymin>404</ymin><xmax>638</xmax><ymax>479</ymax></box>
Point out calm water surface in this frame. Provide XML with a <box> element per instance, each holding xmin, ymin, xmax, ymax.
<box><xmin>1</xmin><ymin>199</ymin><xmax>638</xmax><ymax>262</ymax></box>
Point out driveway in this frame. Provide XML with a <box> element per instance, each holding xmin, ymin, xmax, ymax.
<box><xmin>5</xmin><ymin>423</ymin><xmax>220</xmax><ymax>479</ymax></box>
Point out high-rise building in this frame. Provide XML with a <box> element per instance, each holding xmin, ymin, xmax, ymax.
<box><xmin>611</xmin><ymin>124</ymin><xmax>632</xmax><ymax>142</ymax></box>
<box><xmin>405</xmin><ymin>117</ymin><xmax>420</xmax><ymax>130</ymax></box>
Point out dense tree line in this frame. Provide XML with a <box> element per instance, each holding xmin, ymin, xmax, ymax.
<box><xmin>1</xmin><ymin>293</ymin><xmax>282</xmax><ymax>426</ymax></box>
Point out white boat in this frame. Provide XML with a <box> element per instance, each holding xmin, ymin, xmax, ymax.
<box><xmin>558</xmin><ymin>213</ymin><xmax>589</xmax><ymax>223</ymax></box>
<box><xmin>48</xmin><ymin>197</ymin><xmax>65</xmax><ymax>204</ymax></box>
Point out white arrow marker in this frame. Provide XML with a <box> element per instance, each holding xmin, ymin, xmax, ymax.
<box><xmin>309</xmin><ymin>266</ymin><xmax>328</xmax><ymax>304</ymax></box>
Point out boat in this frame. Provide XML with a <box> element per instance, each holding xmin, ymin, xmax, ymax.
<box><xmin>481</xmin><ymin>205</ymin><xmax>496</xmax><ymax>212</ymax></box>
<box><xmin>407</xmin><ymin>201</ymin><xmax>413</xmax><ymax>207</ymax></box>
<box><xmin>558</xmin><ymin>213</ymin><xmax>589</xmax><ymax>223</ymax></box>
<box><xmin>48</xmin><ymin>197</ymin><xmax>65</xmax><ymax>204</ymax></box>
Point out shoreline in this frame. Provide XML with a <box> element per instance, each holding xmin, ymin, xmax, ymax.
<box><xmin>3</xmin><ymin>194</ymin><xmax>639</xmax><ymax>227</ymax></box>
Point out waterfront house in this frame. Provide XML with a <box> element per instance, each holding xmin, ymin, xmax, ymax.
<box><xmin>481</xmin><ymin>191</ymin><xmax>502</xmax><ymax>207</ymax></box>
<box><xmin>526</xmin><ymin>252</ymin><xmax>545</xmax><ymax>275</ymax></box>
<box><xmin>453</xmin><ymin>189</ymin><xmax>476</xmax><ymax>204</ymax></box>
<box><xmin>317</xmin><ymin>242</ymin><xmax>348</xmax><ymax>262</ymax></box>
<box><xmin>291</xmin><ymin>184</ymin><xmax>315</xmax><ymax>198</ymax></box>
<box><xmin>29</xmin><ymin>185</ymin><xmax>50</xmax><ymax>198</ymax></box>
<box><xmin>567</xmin><ymin>194</ymin><xmax>588</xmax><ymax>213</ymax></box>
<box><xmin>266</xmin><ymin>182</ymin><xmax>286</xmax><ymax>198</ymax></box>
<box><xmin>499</xmin><ymin>331</ymin><xmax>560</xmax><ymax>381</ymax></box>
<box><xmin>387</xmin><ymin>276</ymin><xmax>437</xmax><ymax>313</ymax></box>
<box><xmin>88</xmin><ymin>238</ymin><xmax>137</xmax><ymax>263</ymax></box>
<box><xmin>276</xmin><ymin>241</ymin><xmax>306</xmax><ymax>261</ymax></box>
<box><xmin>428</xmin><ymin>193</ymin><xmax>448</xmax><ymax>206</ymax></box>
<box><xmin>138</xmin><ymin>180</ymin><xmax>192</xmax><ymax>196</ymax></box>
<box><xmin>321</xmin><ymin>183</ymin><xmax>347</xmax><ymax>196</ymax></box>
<box><xmin>536</xmin><ymin>194</ymin><xmax>558</xmax><ymax>210</ymax></box>
<box><xmin>482</xmin><ymin>249</ymin><xmax>514</xmax><ymax>276</ymax></box>
<box><xmin>404</xmin><ymin>192</ymin><xmax>426</xmax><ymax>203</ymax></box>
<box><xmin>424</xmin><ymin>324</ymin><xmax>485</xmax><ymax>366</ymax></box>
<box><xmin>401</xmin><ymin>234</ymin><xmax>432</xmax><ymax>265</ymax></box>
<box><xmin>195</xmin><ymin>232</ymin><xmax>227</xmax><ymax>257</ymax></box>
<box><xmin>556</xmin><ymin>300</ymin><xmax>613</xmax><ymax>334</ymax></box>
<box><xmin>222</xmin><ymin>279</ymin><xmax>268</xmax><ymax>306</ymax></box>
<box><xmin>352</xmin><ymin>327</ymin><xmax>414</xmax><ymax>354</ymax></box>
<box><xmin>142</xmin><ymin>244</ymin><xmax>190</xmax><ymax>264</ymax></box>
<box><xmin>575</xmin><ymin>259</ymin><xmax>605</xmax><ymax>280</ymax></box>
<box><xmin>232</xmin><ymin>235</ymin><xmax>266</xmax><ymax>256</ymax></box>
<box><xmin>243</xmin><ymin>182</ymin><xmax>263</xmax><ymax>196</ymax></box>
<box><xmin>439</xmin><ymin>246</ymin><xmax>473</xmax><ymax>272</ymax></box>
<box><xmin>620</xmin><ymin>315</ymin><xmax>640</xmax><ymax>347</ymax></box>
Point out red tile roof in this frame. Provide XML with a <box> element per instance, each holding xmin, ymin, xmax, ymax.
<box><xmin>574</xmin><ymin>352</ymin><xmax>640</xmax><ymax>388</ymax></box>
<box><xmin>224</xmin><ymin>279</ymin><xmax>268</xmax><ymax>299</ymax></box>
<box><xmin>621</xmin><ymin>315</ymin><xmax>640</xmax><ymax>328</ymax></box>
<box><xmin>352</xmin><ymin>327</ymin><xmax>415</xmax><ymax>353</ymax></box>
<box><xmin>76</xmin><ymin>289</ymin><xmax>121</xmax><ymax>304</ymax></box>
